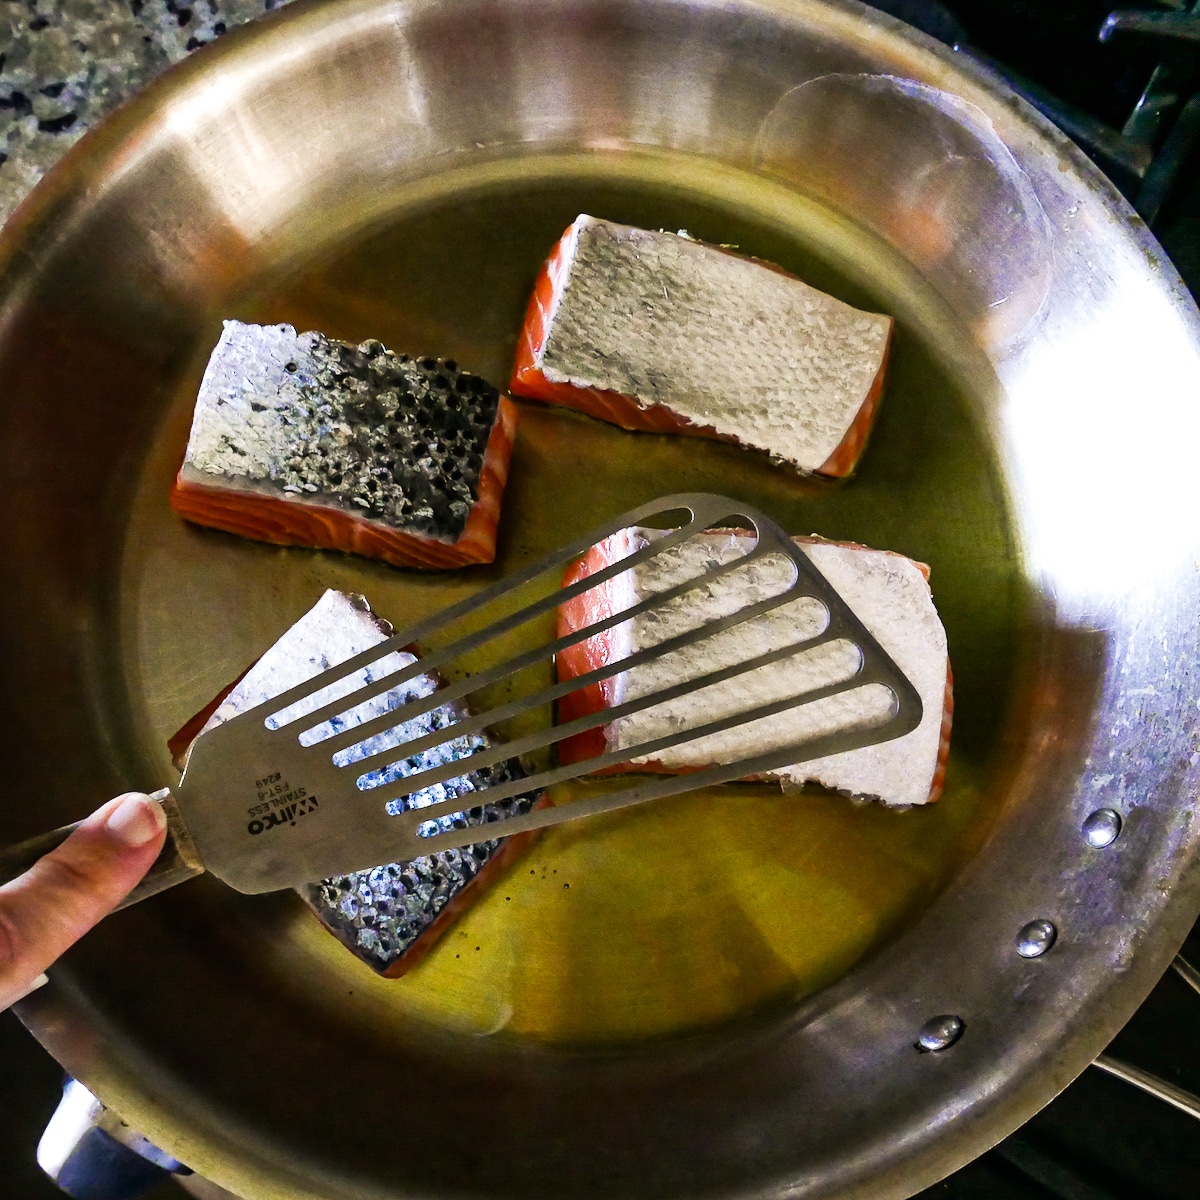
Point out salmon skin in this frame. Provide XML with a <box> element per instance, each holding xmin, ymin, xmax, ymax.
<box><xmin>556</xmin><ymin>528</ymin><xmax>953</xmax><ymax>808</ymax></box>
<box><xmin>510</xmin><ymin>216</ymin><xmax>893</xmax><ymax>478</ymax></box>
<box><xmin>171</xmin><ymin>590</ymin><xmax>544</xmax><ymax>977</ymax></box>
<box><xmin>172</xmin><ymin>321</ymin><xmax>518</xmax><ymax>569</ymax></box>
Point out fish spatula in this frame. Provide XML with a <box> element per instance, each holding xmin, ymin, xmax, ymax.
<box><xmin>0</xmin><ymin>494</ymin><xmax>923</xmax><ymax>901</ymax></box>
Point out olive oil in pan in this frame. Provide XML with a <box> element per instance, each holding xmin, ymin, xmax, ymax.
<box><xmin>122</xmin><ymin>152</ymin><xmax>1021</xmax><ymax>1044</ymax></box>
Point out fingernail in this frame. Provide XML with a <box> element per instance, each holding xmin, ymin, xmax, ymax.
<box><xmin>105</xmin><ymin>793</ymin><xmax>168</xmax><ymax>848</ymax></box>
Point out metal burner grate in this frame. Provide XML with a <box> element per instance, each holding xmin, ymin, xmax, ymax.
<box><xmin>874</xmin><ymin>0</ymin><xmax>1200</xmax><ymax>225</ymax></box>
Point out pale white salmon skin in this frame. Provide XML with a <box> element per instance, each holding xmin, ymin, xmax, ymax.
<box><xmin>555</xmin><ymin>529</ymin><xmax>953</xmax><ymax>807</ymax></box>
<box><xmin>510</xmin><ymin>216</ymin><xmax>892</xmax><ymax>478</ymax></box>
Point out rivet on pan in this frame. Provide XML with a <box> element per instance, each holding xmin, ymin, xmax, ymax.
<box><xmin>1083</xmin><ymin>808</ymin><xmax>1122</xmax><ymax>848</ymax></box>
<box><xmin>1016</xmin><ymin>919</ymin><xmax>1057</xmax><ymax>958</ymax></box>
<box><xmin>916</xmin><ymin>1015</ymin><xmax>964</xmax><ymax>1053</ymax></box>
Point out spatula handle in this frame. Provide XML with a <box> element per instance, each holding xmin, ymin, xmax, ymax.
<box><xmin>0</xmin><ymin>825</ymin><xmax>79</xmax><ymax>885</ymax></box>
<box><xmin>0</xmin><ymin>793</ymin><xmax>205</xmax><ymax>910</ymax></box>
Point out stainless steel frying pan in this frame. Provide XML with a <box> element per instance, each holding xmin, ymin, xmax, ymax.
<box><xmin>3</xmin><ymin>0</ymin><xmax>1200</xmax><ymax>1197</ymax></box>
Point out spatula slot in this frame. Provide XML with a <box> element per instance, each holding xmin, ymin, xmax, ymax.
<box><xmin>353</xmin><ymin>623</ymin><xmax>858</xmax><ymax>795</ymax></box>
<box><xmin>316</xmin><ymin>511</ymin><xmax>771</xmax><ymax>755</ymax></box>
<box><xmin>236</xmin><ymin>497</ymin><xmax>756</xmax><ymax>740</ymax></box>
<box><xmin>288</xmin><ymin>514</ymin><xmax>773</xmax><ymax>770</ymax></box>
<box><xmin>268</xmin><ymin>650</ymin><xmax>411</xmax><ymax>734</ymax></box>
<box><xmin>333</xmin><ymin>580</ymin><xmax>835</xmax><ymax>796</ymax></box>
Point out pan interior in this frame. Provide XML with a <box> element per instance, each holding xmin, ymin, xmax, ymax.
<box><xmin>117</xmin><ymin>151</ymin><xmax>1020</xmax><ymax>1045</ymax></box>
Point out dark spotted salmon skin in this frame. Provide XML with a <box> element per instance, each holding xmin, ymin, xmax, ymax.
<box><xmin>170</xmin><ymin>590</ymin><xmax>545</xmax><ymax>977</ymax></box>
<box><xmin>172</xmin><ymin>321</ymin><xmax>518</xmax><ymax>569</ymax></box>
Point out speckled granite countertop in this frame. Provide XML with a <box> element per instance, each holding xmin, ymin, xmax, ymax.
<box><xmin>0</xmin><ymin>0</ymin><xmax>290</xmax><ymax>224</ymax></box>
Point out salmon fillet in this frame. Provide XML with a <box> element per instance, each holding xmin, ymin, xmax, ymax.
<box><xmin>172</xmin><ymin>322</ymin><xmax>519</xmax><ymax>569</ymax></box>
<box><xmin>510</xmin><ymin>216</ymin><xmax>893</xmax><ymax>477</ymax></box>
<box><xmin>171</xmin><ymin>590</ymin><xmax>545</xmax><ymax>977</ymax></box>
<box><xmin>556</xmin><ymin>528</ymin><xmax>953</xmax><ymax>808</ymax></box>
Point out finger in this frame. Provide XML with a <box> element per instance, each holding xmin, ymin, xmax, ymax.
<box><xmin>0</xmin><ymin>793</ymin><xmax>167</xmax><ymax>1010</ymax></box>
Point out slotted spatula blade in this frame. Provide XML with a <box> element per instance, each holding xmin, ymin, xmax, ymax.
<box><xmin>173</xmin><ymin>493</ymin><xmax>924</xmax><ymax>893</ymax></box>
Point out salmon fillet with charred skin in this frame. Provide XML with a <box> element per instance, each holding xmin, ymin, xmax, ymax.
<box><xmin>510</xmin><ymin>216</ymin><xmax>892</xmax><ymax>478</ymax></box>
<box><xmin>556</xmin><ymin>529</ymin><xmax>953</xmax><ymax>809</ymax></box>
<box><xmin>172</xmin><ymin>321</ymin><xmax>518</xmax><ymax>569</ymax></box>
<box><xmin>170</xmin><ymin>590</ymin><xmax>546</xmax><ymax>977</ymax></box>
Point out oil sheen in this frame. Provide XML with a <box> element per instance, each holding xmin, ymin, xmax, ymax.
<box><xmin>123</xmin><ymin>149</ymin><xmax>1020</xmax><ymax>1046</ymax></box>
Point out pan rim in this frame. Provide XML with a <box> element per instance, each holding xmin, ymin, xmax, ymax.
<box><xmin>5</xmin><ymin>0</ymin><xmax>1200</xmax><ymax>1197</ymax></box>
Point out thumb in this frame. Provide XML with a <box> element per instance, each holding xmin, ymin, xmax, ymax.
<box><xmin>0</xmin><ymin>793</ymin><xmax>168</xmax><ymax>1010</ymax></box>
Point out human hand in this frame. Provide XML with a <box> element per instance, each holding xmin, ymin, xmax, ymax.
<box><xmin>0</xmin><ymin>793</ymin><xmax>168</xmax><ymax>1011</ymax></box>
